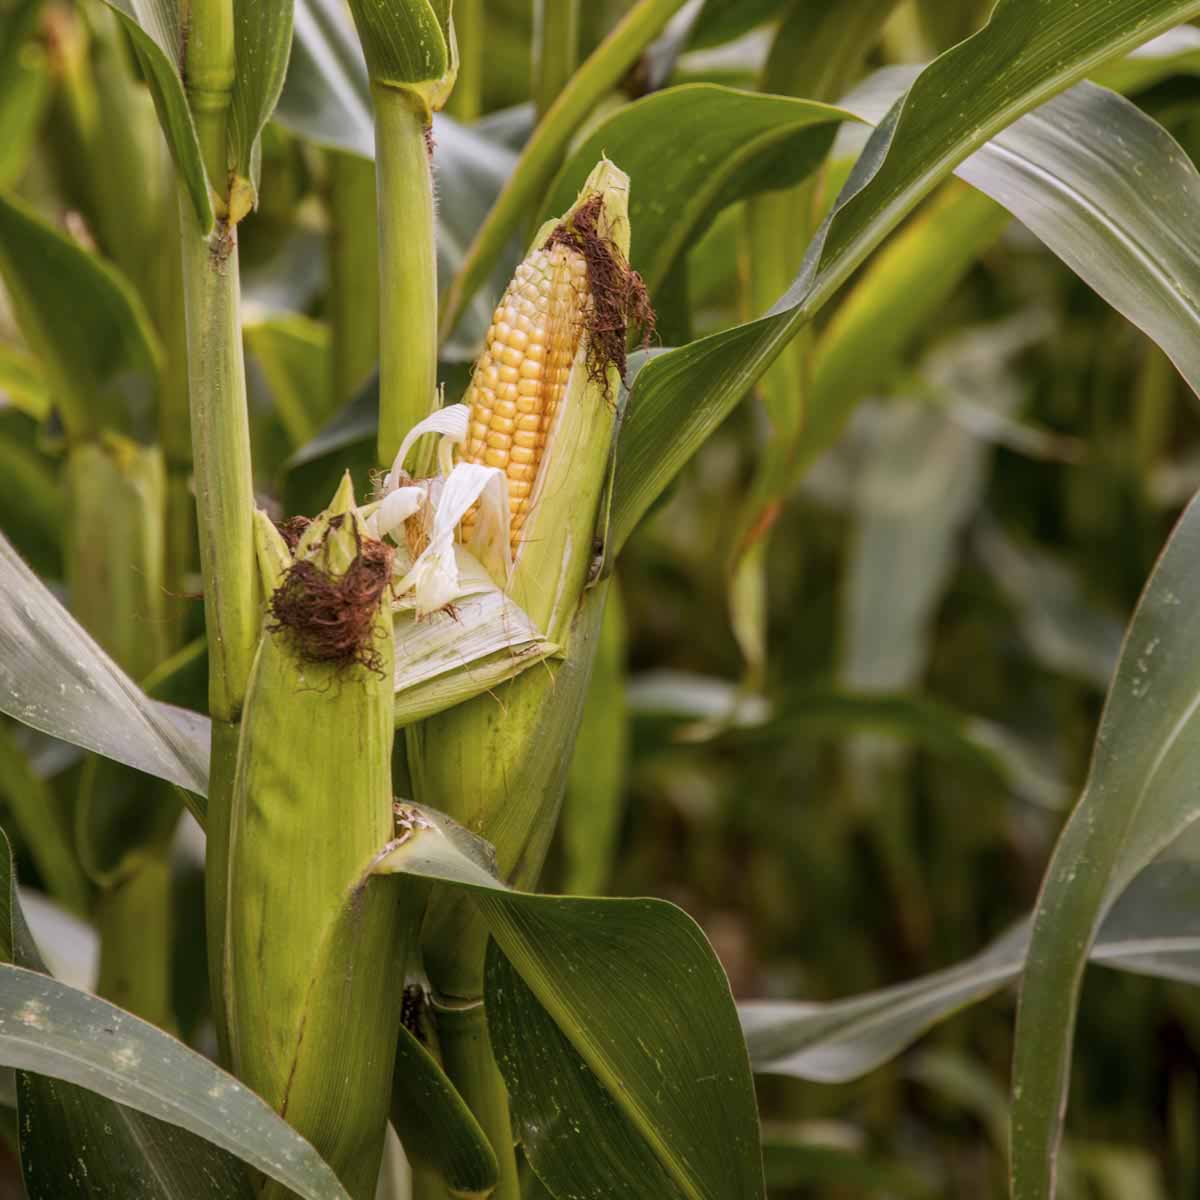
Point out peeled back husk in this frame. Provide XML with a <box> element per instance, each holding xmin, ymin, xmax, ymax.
<box><xmin>224</xmin><ymin>474</ymin><xmax>412</xmax><ymax>1199</ymax></box>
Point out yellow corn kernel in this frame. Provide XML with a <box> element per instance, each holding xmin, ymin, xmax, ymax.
<box><xmin>459</xmin><ymin>243</ymin><xmax>590</xmax><ymax>546</ymax></box>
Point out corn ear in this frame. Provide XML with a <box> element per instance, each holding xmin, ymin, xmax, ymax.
<box><xmin>410</xmin><ymin>161</ymin><xmax>637</xmax><ymax>999</ymax></box>
<box><xmin>225</xmin><ymin>473</ymin><xmax>411</xmax><ymax>1199</ymax></box>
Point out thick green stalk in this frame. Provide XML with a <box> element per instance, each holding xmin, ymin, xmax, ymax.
<box><xmin>445</xmin><ymin>0</ymin><xmax>483</xmax><ymax>122</ymax></box>
<box><xmin>435</xmin><ymin>1002</ymin><xmax>520</xmax><ymax>1200</ymax></box>
<box><xmin>182</xmin><ymin>0</ymin><xmax>235</xmax><ymax>205</ymax></box>
<box><xmin>374</xmin><ymin>85</ymin><xmax>438</xmax><ymax>465</ymax></box>
<box><xmin>329</xmin><ymin>150</ymin><xmax>382</xmax><ymax>407</ymax></box>
<box><xmin>532</xmin><ymin>0</ymin><xmax>579</xmax><ymax>117</ymax></box>
<box><xmin>438</xmin><ymin>0</ymin><xmax>687</xmax><ymax>341</ymax></box>
<box><xmin>205</xmin><ymin>718</ymin><xmax>239</xmax><ymax>1064</ymax></box>
<box><xmin>178</xmin><ymin>195</ymin><xmax>258</xmax><ymax>722</ymax></box>
<box><xmin>178</xmin><ymin>186</ymin><xmax>257</xmax><ymax>1057</ymax></box>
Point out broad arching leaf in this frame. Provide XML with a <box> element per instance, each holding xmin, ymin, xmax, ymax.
<box><xmin>378</xmin><ymin>808</ymin><xmax>766</xmax><ymax>1200</ymax></box>
<box><xmin>608</xmin><ymin>0</ymin><xmax>1200</xmax><ymax>554</ymax></box>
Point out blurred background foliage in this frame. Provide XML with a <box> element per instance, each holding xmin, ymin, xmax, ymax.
<box><xmin>3</xmin><ymin>0</ymin><xmax>1200</xmax><ymax>1196</ymax></box>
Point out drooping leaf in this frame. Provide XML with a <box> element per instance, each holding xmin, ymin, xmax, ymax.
<box><xmin>538</xmin><ymin>84</ymin><xmax>856</xmax><ymax>295</ymax></box>
<box><xmin>842</xmin><ymin>74</ymin><xmax>1200</xmax><ymax>403</ymax></box>
<box><xmin>1012</xmin><ymin>487</ymin><xmax>1200</xmax><ymax>1199</ymax></box>
<box><xmin>607</xmin><ymin>0</ymin><xmax>1200</xmax><ymax>554</ymax></box>
<box><xmin>741</xmin><ymin>858</ymin><xmax>1200</xmax><ymax>1084</ymax></box>
<box><xmin>0</xmin><ymin>531</ymin><xmax>210</xmax><ymax>809</ymax></box>
<box><xmin>0</xmin><ymin>828</ymin><xmax>350</xmax><ymax>1199</ymax></box>
<box><xmin>0</xmin><ymin>192</ymin><xmax>161</xmax><ymax>438</ymax></box>
<box><xmin>378</xmin><ymin>807</ymin><xmax>767</xmax><ymax>1200</ymax></box>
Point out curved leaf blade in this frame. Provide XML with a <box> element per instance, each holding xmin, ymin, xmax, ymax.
<box><xmin>229</xmin><ymin>0</ymin><xmax>295</xmax><ymax>200</ymax></box>
<box><xmin>1013</xmin><ymin>489</ymin><xmax>1200</xmax><ymax>1200</ymax></box>
<box><xmin>608</xmin><ymin>0</ymin><xmax>1200</xmax><ymax>553</ymax></box>
<box><xmin>741</xmin><ymin>859</ymin><xmax>1200</xmax><ymax>1084</ymax></box>
<box><xmin>381</xmin><ymin>809</ymin><xmax>766</xmax><ymax>1200</ymax></box>
<box><xmin>0</xmin><ymin>970</ymin><xmax>352</xmax><ymax>1198</ymax></box>
<box><xmin>0</xmin><ymin>831</ymin><xmax>348</xmax><ymax>1200</ymax></box>
<box><xmin>0</xmin><ymin>532</ymin><xmax>210</xmax><ymax>805</ymax></box>
<box><xmin>956</xmin><ymin>81</ymin><xmax>1200</xmax><ymax>397</ymax></box>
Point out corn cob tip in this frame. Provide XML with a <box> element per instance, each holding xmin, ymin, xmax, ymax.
<box><xmin>456</xmin><ymin>161</ymin><xmax>653</xmax><ymax>549</ymax></box>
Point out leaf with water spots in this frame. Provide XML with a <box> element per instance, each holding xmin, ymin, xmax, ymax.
<box><xmin>0</xmin><ymin>829</ymin><xmax>350</xmax><ymax>1199</ymax></box>
<box><xmin>1013</xmin><ymin>489</ymin><xmax>1200</xmax><ymax>1199</ymax></box>
<box><xmin>379</xmin><ymin>806</ymin><xmax>766</xmax><ymax>1200</ymax></box>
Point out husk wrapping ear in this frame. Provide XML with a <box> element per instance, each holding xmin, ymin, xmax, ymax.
<box><xmin>225</xmin><ymin>473</ymin><xmax>411</xmax><ymax>1199</ymax></box>
<box><xmin>408</xmin><ymin>162</ymin><xmax>643</xmax><ymax>1000</ymax></box>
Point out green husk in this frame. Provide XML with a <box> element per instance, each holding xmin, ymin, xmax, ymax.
<box><xmin>224</xmin><ymin>474</ymin><xmax>413</xmax><ymax>1199</ymax></box>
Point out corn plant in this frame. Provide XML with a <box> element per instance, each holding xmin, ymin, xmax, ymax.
<box><xmin>3</xmin><ymin>1</ymin><xmax>1200</xmax><ymax>1198</ymax></box>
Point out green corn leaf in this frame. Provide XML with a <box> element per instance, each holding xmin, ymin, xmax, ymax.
<box><xmin>378</xmin><ymin>807</ymin><xmax>767</xmax><ymax>1200</ymax></box>
<box><xmin>607</xmin><ymin>0</ymin><xmax>1200</xmax><ymax>556</ymax></box>
<box><xmin>741</xmin><ymin>857</ymin><xmax>1200</xmax><ymax>1084</ymax></box>
<box><xmin>1012</xmin><ymin>487</ymin><xmax>1200</xmax><ymax>1199</ymax></box>
<box><xmin>0</xmin><ymin>192</ymin><xmax>161</xmax><ymax>438</ymax></box>
<box><xmin>390</xmin><ymin>1022</ymin><xmax>499</xmax><ymax>1195</ymax></box>
<box><xmin>0</xmin><ymin>828</ymin><xmax>351</xmax><ymax>1199</ymax></box>
<box><xmin>0</xmin><ymin>531</ymin><xmax>210</xmax><ymax>808</ymax></box>
<box><xmin>538</xmin><ymin>84</ymin><xmax>856</xmax><ymax>297</ymax></box>
<box><xmin>99</xmin><ymin>0</ymin><xmax>212</xmax><ymax>230</ymax></box>
<box><xmin>227</xmin><ymin>0</ymin><xmax>295</xmax><ymax>209</ymax></box>
<box><xmin>686</xmin><ymin>0</ymin><xmax>791</xmax><ymax>50</ymax></box>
